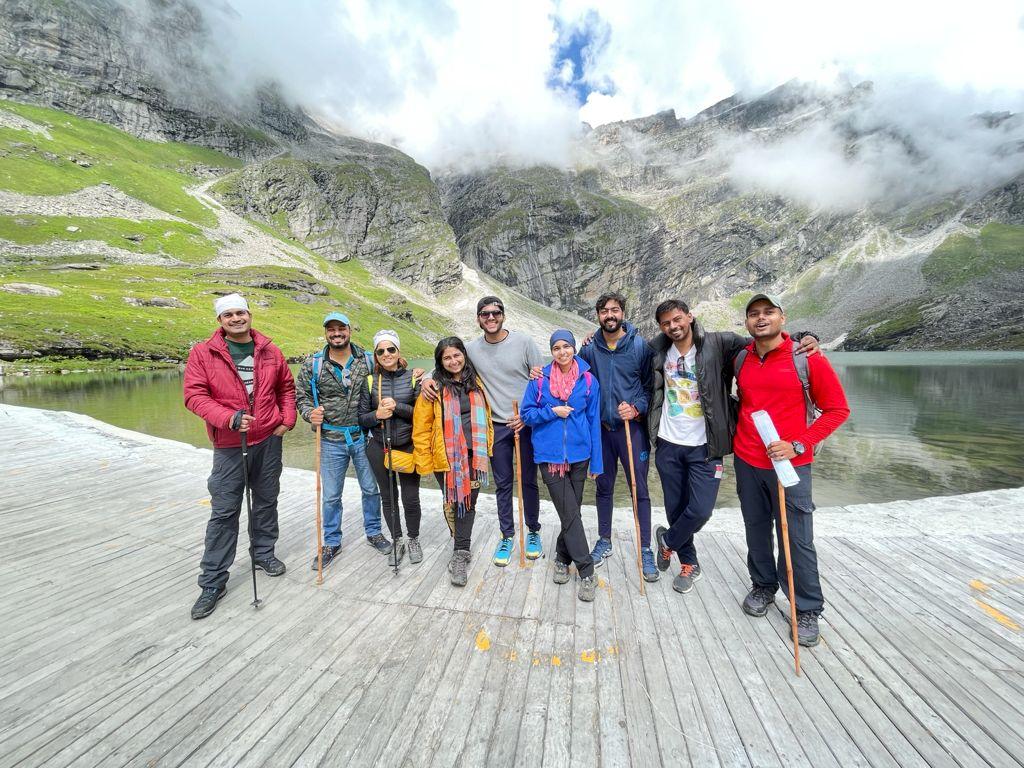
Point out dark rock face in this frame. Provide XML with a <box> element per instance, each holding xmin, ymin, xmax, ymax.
<box><xmin>0</xmin><ymin>0</ymin><xmax>305</xmax><ymax>158</ymax></box>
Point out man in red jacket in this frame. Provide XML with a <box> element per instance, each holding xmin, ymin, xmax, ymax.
<box><xmin>183</xmin><ymin>293</ymin><xmax>296</xmax><ymax>619</ymax></box>
<box><xmin>733</xmin><ymin>293</ymin><xmax>850</xmax><ymax>647</ymax></box>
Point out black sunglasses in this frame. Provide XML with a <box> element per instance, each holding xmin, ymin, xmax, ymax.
<box><xmin>375</xmin><ymin>346</ymin><xmax>398</xmax><ymax>356</ymax></box>
<box><xmin>478</xmin><ymin>310</ymin><xmax>503</xmax><ymax>318</ymax></box>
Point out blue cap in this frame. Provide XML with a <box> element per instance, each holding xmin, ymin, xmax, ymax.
<box><xmin>323</xmin><ymin>311</ymin><xmax>351</xmax><ymax>327</ymax></box>
<box><xmin>549</xmin><ymin>329</ymin><xmax>576</xmax><ymax>350</ymax></box>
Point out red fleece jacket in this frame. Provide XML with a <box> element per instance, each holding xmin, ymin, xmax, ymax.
<box><xmin>733</xmin><ymin>333</ymin><xmax>850</xmax><ymax>469</ymax></box>
<box><xmin>183</xmin><ymin>328</ymin><xmax>296</xmax><ymax>448</ymax></box>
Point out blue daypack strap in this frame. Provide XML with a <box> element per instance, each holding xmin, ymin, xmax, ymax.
<box><xmin>309</xmin><ymin>350</ymin><xmax>364</xmax><ymax>445</ymax></box>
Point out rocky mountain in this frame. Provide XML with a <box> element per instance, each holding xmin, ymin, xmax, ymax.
<box><xmin>0</xmin><ymin>0</ymin><xmax>463</xmax><ymax>295</ymax></box>
<box><xmin>440</xmin><ymin>83</ymin><xmax>1024</xmax><ymax>349</ymax></box>
<box><xmin>1</xmin><ymin>0</ymin><xmax>1021</xmax><ymax>359</ymax></box>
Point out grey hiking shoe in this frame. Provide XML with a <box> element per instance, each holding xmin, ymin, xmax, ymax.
<box><xmin>254</xmin><ymin>555</ymin><xmax>286</xmax><ymax>577</ymax></box>
<box><xmin>311</xmin><ymin>545</ymin><xmax>340</xmax><ymax>571</ymax></box>
<box><xmin>672</xmin><ymin>563</ymin><xmax>702</xmax><ymax>594</ymax></box>
<box><xmin>743</xmin><ymin>585</ymin><xmax>776</xmax><ymax>617</ymax></box>
<box><xmin>450</xmin><ymin>549</ymin><xmax>471</xmax><ymax>587</ymax></box>
<box><xmin>553</xmin><ymin>560</ymin><xmax>571</xmax><ymax>585</ymax></box>
<box><xmin>655</xmin><ymin>525</ymin><xmax>672</xmax><ymax>571</ymax></box>
<box><xmin>388</xmin><ymin>537</ymin><xmax>406</xmax><ymax>567</ymax></box>
<box><xmin>797</xmin><ymin>611</ymin><xmax>821</xmax><ymax>647</ymax></box>
<box><xmin>190</xmin><ymin>586</ymin><xmax>226</xmax><ymax>620</ymax></box>
<box><xmin>367</xmin><ymin>533</ymin><xmax>392</xmax><ymax>554</ymax></box>
<box><xmin>578</xmin><ymin>575</ymin><xmax>597</xmax><ymax>602</ymax></box>
<box><xmin>407</xmin><ymin>537</ymin><xmax>423</xmax><ymax>564</ymax></box>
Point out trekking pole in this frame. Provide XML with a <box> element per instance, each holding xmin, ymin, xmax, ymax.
<box><xmin>315</xmin><ymin>423</ymin><xmax>323</xmax><ymax>586</ymax></box>
<box><xmin>622</xmin><ymin>416</ymin><xmax>645</xmax><ymax>596</ymax></box>
<box><xmin>385</xmin><ymin>417</ymin><xmax>399</xmax><ymax>576</ymax></box>
<box><xmin>777</xmin><ymin>480</ymin><xmax>801</xmax><ymax>676</ymax></box>
<box><xmin>239</xmin><ymin>424</ymin><xmax>262</xmax><ymax>609</ymax></box>
<box><xmin>512</xmin><ymin>400</ymin><xmax>526</xmax><ymax>568</ymax></box>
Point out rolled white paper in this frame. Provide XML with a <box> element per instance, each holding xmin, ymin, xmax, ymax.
<box><xmin>751</xmin><ymin>409</ymin><xmax>801</xmax><ymax>488</ymax></box>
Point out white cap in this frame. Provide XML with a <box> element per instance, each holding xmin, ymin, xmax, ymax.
<box><xmin>373</xmin><ymin>329</ymin><xmax>400</xmax><ymax>351</ymax></box>
<box><xmin>214</xmin><ymin>293</ymin><xmax>249</xmax><ymax>318</ymax></box>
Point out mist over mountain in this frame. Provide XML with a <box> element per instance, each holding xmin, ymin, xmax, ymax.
<box><xmin>1</xmin><ymin>0</ymin><xmax>1022</xmax><ymax>358</ymax></box>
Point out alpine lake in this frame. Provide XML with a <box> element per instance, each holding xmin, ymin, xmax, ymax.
<box><xmin>3</xmin><ymin>351</ymin><xmax>1022</xmax><ymax>510</ymax></box>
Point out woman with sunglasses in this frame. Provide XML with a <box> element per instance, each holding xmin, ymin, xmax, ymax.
<box><xmin>412</xmin><ymin>337</ymin><xmax>493</xmax><ymax>586</ymax></box>
<box><xmin>520</xmin><ymin>330</ymin><xmax>602</xmax><ymax>602</ymax></box>
<box><xmin>358</xmin><ymin>330</ymin><xmax>423</xmax><ymax>566</ymax></box>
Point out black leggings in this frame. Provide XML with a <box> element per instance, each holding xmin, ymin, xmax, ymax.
<box><xmin>434</xmin><ymin>471</ymin><xmax>479</xmax><ymax>551</ymax></box>
<box><xmin>366</xmin><ymin>439</ymin><xmax>422</xmax><ymax>538</ymax></box>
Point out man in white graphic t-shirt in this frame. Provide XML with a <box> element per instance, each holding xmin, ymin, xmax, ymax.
<box><xmin>647</xmin><ymin>298</ymin><xmax>818</xmax><ymax>595</ymax></box>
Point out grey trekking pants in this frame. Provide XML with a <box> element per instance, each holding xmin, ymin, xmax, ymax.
<box><xmin>199</xmin><ymin>435</ymin><xmax>283</xmax><ymax>589</ymax></box>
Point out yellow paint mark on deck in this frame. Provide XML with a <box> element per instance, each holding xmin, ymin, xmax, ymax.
<box><xmin>475</xmin><ymin>628</ymin><xmax>491</xmax><ymax>651</ymax></box>
<box><xmin>975</xmin><ymin>599</ymin><xmax>1021</xmax><ymax>631</ymax></box>
<box><xmin>969</xmin><ymin>579</ymin><xmax>990</xmax><ymax>592</ymax></box>
<box><xmin>504</xmin><ymin>650</ymin><xmax>517</xmax><ymax>662</ymax></box>
<box><xmin>198</xmin><ymin>498</ymin><xmax>211</xmax><ymax>507</ymax></box>
<box><xmin>551</xmin><ymin>656</ymin><xmax>561</xmax><ymax>666</ymax></box>
<box><xmin>580</xmin><ymin>649</ymin><xmax>598</xmax><ymax>663</ymax></box>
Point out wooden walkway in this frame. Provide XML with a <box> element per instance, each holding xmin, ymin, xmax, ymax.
<box><xmin>2</xmin><ymin>404</ymin><xmax>1024</xmax><ymax>768</ymax></box>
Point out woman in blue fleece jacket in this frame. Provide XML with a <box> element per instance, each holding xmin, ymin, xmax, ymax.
<box><xmin>521</xmin><ymin>330</ymin><xmax>603</xmax><ymax>602</ymax></box>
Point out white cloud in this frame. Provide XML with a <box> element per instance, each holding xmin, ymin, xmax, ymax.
<box><xmin>153</xmin><ymin>0</ymin><xmax>1024</xmax><ymax>197</ymax></box>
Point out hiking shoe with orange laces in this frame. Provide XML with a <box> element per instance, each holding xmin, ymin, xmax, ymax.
<box><xmin>655</xmin><ymin>525</ymin><xmax>672</xmax><ymax>571</ymax></box>
<box><xmin>672</xmin><ymin>562</ymin><xmax>702</xmax><ymax>594</ymax></box>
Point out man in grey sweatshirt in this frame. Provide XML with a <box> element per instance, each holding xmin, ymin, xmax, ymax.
<box><xmin>422</xmin><ymin>296</ymin><xmax>544</xmax><ymax>566</ymax></box>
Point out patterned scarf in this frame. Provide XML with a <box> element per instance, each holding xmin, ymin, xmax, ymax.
<box><xmin>549</xmin><ymin>359</ymin><xmax>579</xmax><ymax>401</ymax></box>
<box><xmin>441</xmin><ymin>382</ymin><xmax>489</xmax><ymax>515</ymax></box>
<box><xmin>547</xmin><ymin>359</ymin><xmax>579</xmax><ymax>477</ymax></box>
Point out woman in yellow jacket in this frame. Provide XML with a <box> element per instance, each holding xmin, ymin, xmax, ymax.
<box><xmin>412</xmin><ymin>336</ymin><xmax>493</xmax><ymax>586</ymax></box>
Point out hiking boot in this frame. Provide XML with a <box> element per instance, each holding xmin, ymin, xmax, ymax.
<box><xmin>797</xmin><ymin>611</ymin><xmax>821</xmax><ymax>647</ymax></box>
<box><xmin>367</xmin><ymin>533</ymin><xmax>392</xmax><ymax>554</ymax></box>
<box><xmin>407</xmin><ymin>537</ymin><xmax>423</xmax><ymax>564</ymax></box>
<box><xmin>310</xmin><ymin>545</ymin><xmax>340</xmax><ymax>571</ymax></box>
<box><xmin>190</xmin><ymin>586</ymin><xmax>226</xmax><ymax>620</ymax></box>
<box><xmin>590</xmin><ymin>537</ymin><xmax>613</xmax><ymax>568</ymax></box>
<box><xmin>553</xmin><ymin>560</ymin><xmax>571</xmax><ymax>584</ymax></box>
<box><xmin>742</xmin><ymin>585</ymin><xmax>776</xmax><ymax>617</ymax></box>
<box><xmin>254</xmin><ymin>555</ymin><xmax>286</xmax><ymax>577</ymax></box>
<box><xmin>672</xmin><ymin>563</ymin><xmax>702</xmax><ymax>594</ymax></box>
<box><xmin>655</xmin><ymin>525</ymin><xmax>672</xmax><ymax>571</ymax></box>
<box><xmin>492</xmin><ymin>536</ymin><xmax>514</xmax><ymax>567</ymax></box>
<box><xmin>450</xmin><ymin>549</ymin><xmax>471</xmax><ymax>586</ymax></box>
<box><xmin>641</xmin><ymin>548</ymin><xmax>659</xmax><ymax>582</ymax></box>
<box><xmin>448</xmin><ymin>549</ymin><xmax>471</xmax><ymax>573</ymax></box>
<box><xmin>578</xmin><ymin>575</ymin><xmax>597</xmax><ymax>602</ymax></box>
<box><xmin>525</xmin><ymin>531</ymin><xmax>543</xmax><ymax>560</ymax></box>
<box><xmin>388</xmin><ymin>537</ymin><xmax>406</xmax><ymax>568</ymax></box>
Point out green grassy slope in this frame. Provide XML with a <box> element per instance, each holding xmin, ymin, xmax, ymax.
<box><xmin>0</xmin><ymin>101</ymin><xmax>451</xmax><ymax>362</ymax></box>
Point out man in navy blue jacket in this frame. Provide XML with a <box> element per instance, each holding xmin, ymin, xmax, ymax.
<box><xmin>579</xmin><ymin>291</ymin><xmax>659</xmax><ymax>581</ymax></box>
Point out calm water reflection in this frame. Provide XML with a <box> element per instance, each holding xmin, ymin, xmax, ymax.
<box><xmin>2</xmin><ymin>352</ymin><xmax>1022</xmax><ymax>508</ymax></box>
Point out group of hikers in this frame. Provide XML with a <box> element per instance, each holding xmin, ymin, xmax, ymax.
<box><xmin>183</xmin><ymin>289</ymin><xmax>850</xmax><ymax>647</ymax></box>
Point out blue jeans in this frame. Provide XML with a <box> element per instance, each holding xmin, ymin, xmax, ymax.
<box><xmin>321</xmin><ymin>436</ymin><xmax>381</xmax><ymax>546</ymax></box>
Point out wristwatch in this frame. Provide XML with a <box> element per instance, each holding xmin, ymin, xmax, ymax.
<box><xmin>792</xmin><ymin>440</ymin><xmax>806</xmax><ymax>456</ymax></box>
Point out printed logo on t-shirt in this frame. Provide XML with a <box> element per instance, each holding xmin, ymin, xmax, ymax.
<box><xmin>658</xmin><ymin>345</ymin><xmax>707</xmax><ymax>446</ymax></box>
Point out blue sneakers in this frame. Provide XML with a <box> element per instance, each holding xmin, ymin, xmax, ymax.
<box><xmin>642</xmin><ymin>548</ymin><xmax>660</xmax><ymax>582</ymax></box>
<box><xmin>590</xmin><ymin>537</ymin><xmax>613</xmax><ymax>568</ymax></box>
<box><xmin>525</xmin><ymin>531</ymin><xmax>543</xmax><ymax>560</ymax></box>
<box><xmin>493</xmin><ymin>536</ymin><xmax>515</xmax><ymax>567</ymax></box>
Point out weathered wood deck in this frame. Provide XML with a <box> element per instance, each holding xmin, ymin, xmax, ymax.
<box><xmin>2</xmin><ymin>404</ymin><xmax>1023</xmax><ymax>767</ymax></box>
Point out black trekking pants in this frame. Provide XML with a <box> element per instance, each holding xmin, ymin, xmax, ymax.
<box><xmin>366</xmin><ymin>438</ymin><xmax>422</xmax><ymax>538</ymax></box>
<box><xmin>199</xmin><ymin>435</ymin><xmax>283</xmax><ymax>590</ymax></box>
<box><xmin>541</xmin><ymin>460</ymin><xmax>595</xmax><ymax>578</ymax></box>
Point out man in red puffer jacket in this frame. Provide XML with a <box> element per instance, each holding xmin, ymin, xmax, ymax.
<box><xmin>183</xmin><ymin>293</ymin><xmax>296</xmax><ymax>619</ymax></box>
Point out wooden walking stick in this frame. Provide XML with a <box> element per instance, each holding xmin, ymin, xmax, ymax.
<box><xmin>512</xmin><ymin>400</ymin><xmax>526</xmax><ymax>568</ymax></box>
<box><xmin>622</xmin><ymin>417</ymin><xmax>645</xmax><ymax>596</ymax></box>
<box><xmin>315</xmin><ymin>423</ymin><xmax>323</xmax><ymax>586</ymax></box>
<box><xmin>777</xmin><ymin>480</ymin><xmax>801</xmax><ymax>676</ymax></box>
